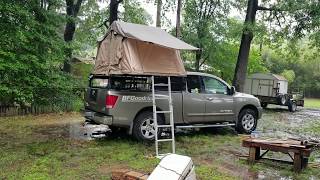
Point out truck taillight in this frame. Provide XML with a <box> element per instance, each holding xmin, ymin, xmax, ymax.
<box><xmin>106</xmin><ymin>95</ymin><xmax>118</xmax><ymax>109</ymax></box>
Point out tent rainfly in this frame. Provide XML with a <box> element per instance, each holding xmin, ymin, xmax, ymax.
<box><xmin>93</xmin><ymin>21</ymin><xmax>198</xmax><ymax>76</ymax></box>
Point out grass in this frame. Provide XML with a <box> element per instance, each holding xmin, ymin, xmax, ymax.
<box><xmin>0</xmin><ymin>112</ymin><xmax>319</xmax><ymax>179</ymax></box>
<box><xmin>304</xmin><ymin>98</ymin><xmax>320</xmax><ymax>109</ymax></box>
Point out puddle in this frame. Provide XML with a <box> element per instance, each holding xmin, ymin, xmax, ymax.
<box><xmin>69</xmin><ymin>122</ymin><xmax>111</xmax><ymax>140</ymax></box>
<box><xmin>258</xmin><ymin>107</ymin><xmax>320</xmax><ymax>140</ymax></box>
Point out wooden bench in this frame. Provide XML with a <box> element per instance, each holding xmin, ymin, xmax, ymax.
<box><xmin>242</xmin><ymin>138</ymin><xmax>313</xmax><ymax>172</ymax></box>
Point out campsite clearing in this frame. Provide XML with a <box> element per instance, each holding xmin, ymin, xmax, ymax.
<box><xmin>0</xmin><ymin>108</ymin><xmax>319</xmax><ymax>179</ymax></box>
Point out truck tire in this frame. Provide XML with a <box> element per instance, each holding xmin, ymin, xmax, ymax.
<box><xmin>132</xmin><ymin>111</ymin><xmax>164</xmax><ymax>142</ymax></box>
<box><xmin>236</xmin><ymin>108</ymin><xmax>257</xmax><ymax>134</ymax></box>
<box><xmin>288</xmin><ymin>100</ymin><xmax>297</xmax><ymax>112</ymax></box>
<box><xmin>261</xmin><ymin>102</ymin><xmax>268</xmax><ymax>108</ymax></box>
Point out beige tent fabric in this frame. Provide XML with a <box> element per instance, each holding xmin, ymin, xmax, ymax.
<box><xmin>93</xmin><ymin>21</ymin><xmax>197</xmax><ymax>76</ymax></box>
<box><xmin>94</xmin><ymin>32</ymin><xmax>123</xmax><ymax>75</ymax></box>
<box><xmin>93</xmin><ymin>33</ymin><xmax>186</xmax><ymax>76</ymax></box>
<box><xmin>110</xmin><ymin>21</ymin><xmax>198</xmax><ymax>50</ymax></box>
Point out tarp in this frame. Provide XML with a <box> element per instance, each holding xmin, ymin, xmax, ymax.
<box><xmin>93</xmin><ymin>21</ymin><xmax>198</xmax><ymax>76</ymax></box>
<box><xmin>110</xmin><ymin>21</ymin><xmax>198</xmax><ymax>50</ymax></box>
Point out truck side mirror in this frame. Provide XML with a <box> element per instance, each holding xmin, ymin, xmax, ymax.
<box><xmin>229</xmin><ymin>86</ymin><xmax>236</xmax><ymax>95</ymax></box>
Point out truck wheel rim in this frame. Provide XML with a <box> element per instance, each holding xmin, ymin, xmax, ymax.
<box><xmin>242</xmin><ymin>114</ymin><xmax>255</xmax><ymax>131</ymax></box>
<box><xmin>140</xmin><ymin>118</ymin><xmax>155</xmax><ymax>139</ymax></box>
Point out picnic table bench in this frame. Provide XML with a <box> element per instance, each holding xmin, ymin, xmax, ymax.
<box><xmin>242</xmin><ymin>138</ymin><xmax>313</xmax><ymax>172</ymax></box>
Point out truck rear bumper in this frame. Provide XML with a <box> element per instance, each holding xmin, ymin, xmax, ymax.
<box><xmin>84</xmin><ymin>110</ymin><xmax>113</xmax><ymax>125</ymax></box>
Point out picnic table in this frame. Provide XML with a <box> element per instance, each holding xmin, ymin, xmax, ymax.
<box><xmin>242</xmin><ymin>137</ymin><xmax>313</xmax><ymax>172</ymax></box>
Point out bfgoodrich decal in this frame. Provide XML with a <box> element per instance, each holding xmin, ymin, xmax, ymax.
<box><xmin>122</xmin><ymin>96</ymin><xmax>152</xmax><ymax>102</ymax></box>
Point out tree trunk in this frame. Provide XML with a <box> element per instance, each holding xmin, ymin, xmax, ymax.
<box><xmin>195</xmin><ymin>50</ymin><xmax>201</xmax><ymax>71</ymax></box>
<box><xmin>232</xmin><ymin>0</ymin><xmax>258</xmax><ymax>92</ymax></box>
<box><xmin>156</xmin><ymin>0</ymin><xmax>162</xmax><ymax>27</ymax></box>
<box><xmin>110</xmin><ymin>0</ymin><xmax>123</xmax><ymax>25</ymax></box>
<box><xmin>63</xmin><ymin>0</ymin><xmax>83</xmax><ymax>73</ymax></box>
<box><xmin>176</xmin><ymin>0</ymin><xmax>182</xmax><ymax>38</ymax></box>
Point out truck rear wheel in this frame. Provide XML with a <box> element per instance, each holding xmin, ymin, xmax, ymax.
<box><xmin>133</xmin><ymin>111</ymin><xmax>164</xmax><ymax>142</ymax></box>
<box><xmin>236</xmin><ymin>108</ymin><xmax>257</xmax><ymax>134</ymax></box>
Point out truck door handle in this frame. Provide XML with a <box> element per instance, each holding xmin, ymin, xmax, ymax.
<box><xmin>206</xmin><ymin>97</ymin><xmax>213</xmax><ymax>101</ymax></box>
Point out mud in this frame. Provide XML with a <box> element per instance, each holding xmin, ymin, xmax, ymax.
<box><xmin>15</xmin><ymin>108</ymin><xmax>319</xmax><ymax>179</ymax></box>
<box><xmin>257</xmin><ymin>106</ymin><xmax>320</xmax><ymax>140</ymax></box>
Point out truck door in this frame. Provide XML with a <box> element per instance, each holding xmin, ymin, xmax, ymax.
<box><xmin>182</xmin><ymin>75</ymin><xmax>205</xmax><ymax>123</ymax></box>
<box><xmin>201</xmin><ymin>76</ymin><xmax>235</xmax><ymax>122</ymax></box>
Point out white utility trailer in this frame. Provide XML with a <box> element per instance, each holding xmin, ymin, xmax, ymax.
<box><xmin>244</xmin><ymin>73</ymin><xmax>304</xmax><ymax>112</ymax></box>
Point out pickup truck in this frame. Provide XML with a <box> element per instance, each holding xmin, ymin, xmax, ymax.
<box><xmin>84</xmin><ymin>72</ymin><xmax>263</xmax><ymax>141</ymax></box>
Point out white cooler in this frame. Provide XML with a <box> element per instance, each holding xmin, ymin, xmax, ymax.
<box><xmin>148</xmin><ymin>154</ymin><xmax>196</xmax><ymax>180</ymax></box>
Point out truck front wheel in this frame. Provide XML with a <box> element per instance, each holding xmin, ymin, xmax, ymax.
<box><xmin>132</xmin><ymin>111</ymin><xmax>164</xmax><ymax>142</ymax></box>
<box><xmin>236</xmin><ymin>108</ymin><xmax>257</xmax><ymax>134</ymax></box>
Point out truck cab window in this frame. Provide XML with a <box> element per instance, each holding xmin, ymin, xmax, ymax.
<box><xmin>187</xmin><ymin>75</ymin><xmax>201</xmax><ymax>93</ymax></box>
<box><xmin>202</xmin><ymin>76</ymin><xmax>227</xmax><ymax>94</ymax></box>
<box><xmin>154</xmin><ymin>76</ymin><xmax>185</xmax><ymax>91</ymax></box>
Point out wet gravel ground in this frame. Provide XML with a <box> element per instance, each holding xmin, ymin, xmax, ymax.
<box><xmin>257</xmin><ymin>105</ymin><xmax>320</xmax><ymax>141</ymax></box>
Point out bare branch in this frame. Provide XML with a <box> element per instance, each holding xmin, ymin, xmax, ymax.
<box><xmin>257</xmin><ymin>6</ymin><xmax>284</xmax><ymax>12</ymax></box>
<box><xmin>275</xmin><ymin>12</ymin><xmax>282</xmax><ymax>28</ymax></box>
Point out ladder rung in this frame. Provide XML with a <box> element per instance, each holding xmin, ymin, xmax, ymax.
<box><xmin>154</xmin><ymin>83</ymin><xmax>169</xmax><ymax>86</ymax></box>
<box><xmin>156</xmin><ymin>111</ymin><xmax>171</xmax><ymax>113</ymax></box>
<box><xmin>157</xmin><ymin>139</ymin><xmax>173</xmax><ymax>142</ymax></box>
<box><xmin>157</xmin><ymin>125</ymin><xmax>173</xmax><ymax>128</ymax></box>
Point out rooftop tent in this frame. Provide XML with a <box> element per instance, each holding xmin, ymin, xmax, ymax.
<box><xmin>93</xmin><ymin>21</ymin><xmax>198</xmax><ymax>76</ymax></box>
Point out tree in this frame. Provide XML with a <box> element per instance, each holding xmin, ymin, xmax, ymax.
<box><xmin>182</xmin><ymin>0</ymin><xmax>230</xmax><ymax>71</ymax></box>
<box><xmin>232</xmin><ymin>0</ymin><xmax>258</xmax><ymax>91</ymax></box>
<box><xmin>110</xmin><ymin>0</ymin><xmax>123</xmax><ymax>25</ymax></box>
<box><xmin>63</xmin><ymin>0</ymin><xmax>83</xmax><ymax>72</ymax></box>
<box><xmin>176</xmin><ymin>0</ymin><xmax>182</xmax><ymax>38</ymax></box>
<box><xmin>156</xmin><ymin>0</ymin><xmax>162</xmax><ymax>27</ymax></box>
<box><xmin>0</xmin><ymin>0</ymin><xmax>81</xmax><ymax>107</ymax></box>
<box><xmin>233</xmin><ymin>0</ymin><xmax>320</xmax><ymax>92</ymax></box>
<box><xmin>73</xmin><ymin>0</ymin><xmax>152</xmax><ymax>58</ymax></box>
<box><xmin>122</xmin><ymin>0</ymin><xmax>152</xmax><ymax>25</ymax></box>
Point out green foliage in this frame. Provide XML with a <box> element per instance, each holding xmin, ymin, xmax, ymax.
<box><xmin>0</xmin><ymin>0</ymin><xmax>82</xmax><ymax>109</ymax></box>
<box><xmin>122</xmin><ymin>0</ymin><xmax>153</xmax><ymax>25</ymax></box>
<box><xmin>281</xmin><ymin>69</ymin><xmax>295</xmax><ymax>83</ymax></box>
<box><xmin>73</xmin><ymin>0</ymin><xmax>152</xmax><ymax>57</ymax></box>
<box><xmin>263</xmin><ymin>39</ymin><xmax>320</xmax><ymax>96</ymax></box>
<box><xmin>181</xmin><ymin>1</ymin><xmax>267</xmax><ymax>83</ymax></box>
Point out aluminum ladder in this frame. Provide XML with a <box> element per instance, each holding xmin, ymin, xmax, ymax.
<box><xmin>151</xmin><ymin>76</ymin><xmax>175</xmax><ymax>158</ymax></box>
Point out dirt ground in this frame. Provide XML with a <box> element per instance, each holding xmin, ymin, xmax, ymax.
<box><xmin>0</xmin><ymin>107</ymin><xmax>319</xmax><ymax>180</ymax></box>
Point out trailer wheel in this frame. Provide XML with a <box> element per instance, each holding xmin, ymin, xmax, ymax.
<box><xmin>261</xmin><ymin>102</ymin><xmax>268</xmax><ymax>108</ymax></box>
<box><xmin>288</xmin><ymin>100</ymin><xmax>297</xmax><ymax>112</ymax></box>
<box><xmin>236</xmin><ymin>108</ymin><xmax>257</xmax><ymax>134</ymax></box>
<box><xmin>278</xmin><ymin>95</ymin><xmax>287</xmax><ymax>105</ymax></box>
<box><xmin>132</xmin><ymin>111</ymin><xmax>164</xmax><ymax>142</ymax></box>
